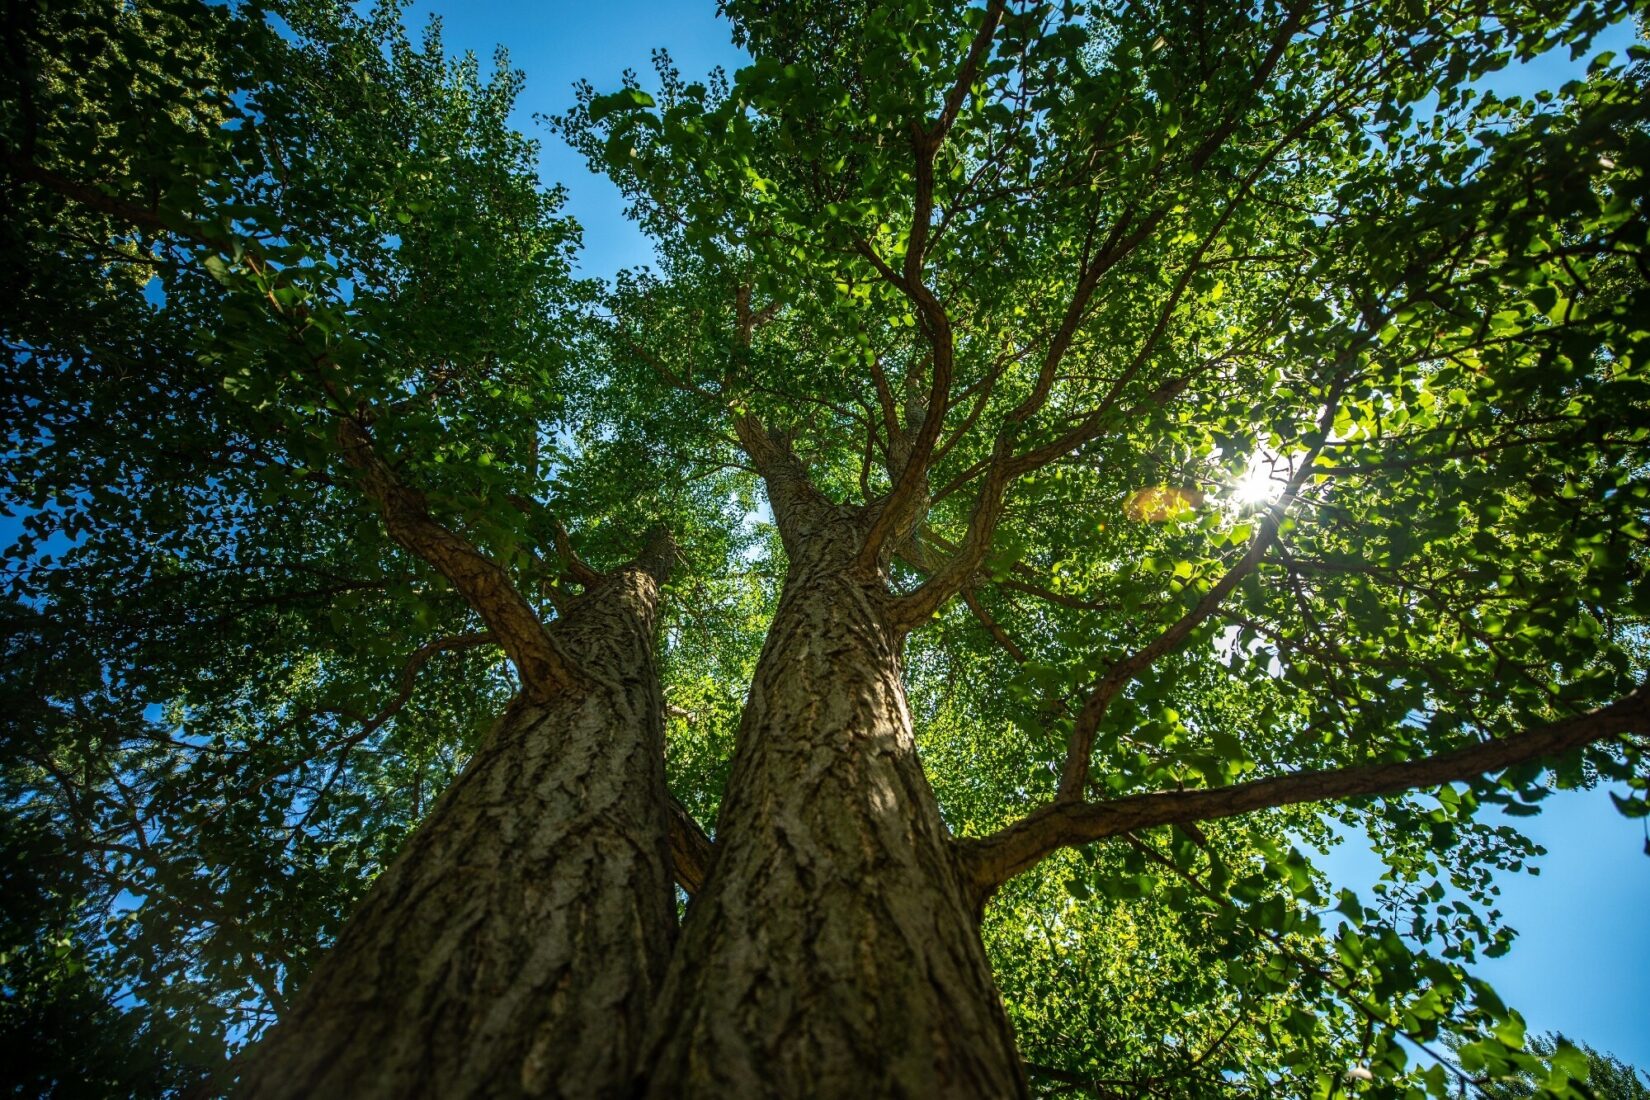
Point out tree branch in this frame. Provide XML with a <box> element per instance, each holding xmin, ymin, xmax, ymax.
<box><xmin>888</xmin><ymin>438</ymin><xmax>1013</xmax><ymax>630</ymax></box>
<box><xmin>731</xmin><ymin>410</ymin><xmax>841</xmax><ymax>559</ymax></box>
<box><xmin>504</xmin><ymin>493</ymin><xmax>604</xmax><ymax>589</ymax></box>
<box><xmin>4</xmin><ymin>155</ymin><xmax>227</xmax><ymax>252</ymax></box>
<box><xmin>667</xmin><ymin>795</ymin><xmax>715</xmax><ymax>897</ymax></box>
<box><xmin>957</xmin><ymin>681</ymin><xmax>1650</xmax><ymax>900</ymax></box>
<box><xmin>335</xmin><ymin>417</ymin><xmax>583</xmax><ymax>702</ymax></box>
<box><xmin>1053</xmin><ymin>357</ymin><xmax>1358</xmax><ymax>799</ymax></box>
<box><xmin>884</xmin><ymin>6</ymin><xmax>1311</xmax><ymax>623</ymax></box>
<box><xmin>13</xmin><ymin>156</ymin><xmax>585</xmax><ymax>703</ymax></box>
<box><xmin>924</xmin><ymin>0</ymin><xmax>1007</xmax><ymax>148</ymax></box>
<box><xmin>849</xmin><ymin>3</ymin><xmax>1004</xmax><ymax>573</ymax></box>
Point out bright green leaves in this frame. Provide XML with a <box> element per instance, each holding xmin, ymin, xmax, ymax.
<box><xmin>6</xmin><ymin>0</ymin><xmax>1649</xmax><ymax>1092</ymax></box>
<box><xmin>587</xmin><ymin>86</ymin><xmax>657</xmax><ymax>121</ymax></box>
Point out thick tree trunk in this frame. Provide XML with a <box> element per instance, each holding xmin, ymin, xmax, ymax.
<box><xmin>641</xmin><ymin>506</ymin><xmax>1026</xmax><ymax>1098</ymax></box>
<box><xmin>237</xmin><ymin>558</ymin><xmax>675</xmax><ymax>1100</ymax></box>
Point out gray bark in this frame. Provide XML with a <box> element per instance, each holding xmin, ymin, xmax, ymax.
<box><xmin>639</xmin><ymin>492</ymin><xmax>1026</xmax><ymax>1098</ymax></box>
<box><xmin>236</xmin><ymin>555</ymin><xmax>675</xmax><ymax>1100</ymax></box>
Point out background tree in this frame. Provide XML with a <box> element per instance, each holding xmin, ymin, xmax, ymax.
<box><xmin>3</xmin><ymin>0</ymin><xmax>1649</xmax><ymax>1097</ymax></box>
<box><xmin>1452</xmin><ymin>1033</ymin><xmax>1650</xmax><ymax>1100</ymax></box>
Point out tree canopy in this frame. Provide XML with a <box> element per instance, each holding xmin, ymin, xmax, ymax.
<box><xmin>2</xmin><ymin>0</ymin><xmax>1648</xmax><ymax>1096</ymax></box>
<box><xmin>1464</xmin><ymin>1034</ymin><xmax>1650</xmax><ymax>1100</ymax></box>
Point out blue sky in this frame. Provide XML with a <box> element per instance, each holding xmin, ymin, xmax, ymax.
<box><xmin>400</xmin><ymin>0</ymin><xmax>749</xmax><ymax>278</ymax></box>
<box><xmin>398</xmin><ymin>0</ymin><xmax>1649</xmax><ymax>1068</ymax></box>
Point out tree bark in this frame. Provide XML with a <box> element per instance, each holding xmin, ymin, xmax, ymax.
<box><xmin>640</xmin><ymin>502</ymin><xmax>1026</xmax><ymax>1098</ymax></box>
<box><xmin>236</xmin><ymin>555</ymin><xmax>676</xmax><ymax>1100</ymax></box>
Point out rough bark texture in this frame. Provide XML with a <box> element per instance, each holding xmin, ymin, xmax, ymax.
<box><xmin>236</xmin><ymin>560</ymin><xmax>675</xmax><ymax>1100</ymax></box>
<box><xmin>640</xmin><ymin>493</ymin><xmax>1026</xmax><ymax>1098</ymax></box>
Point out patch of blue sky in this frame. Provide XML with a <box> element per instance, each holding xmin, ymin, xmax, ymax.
<box><xmin>398</xmin><ymin>0</ymin><xmax>749</xmax><ymax>280</ymax></box>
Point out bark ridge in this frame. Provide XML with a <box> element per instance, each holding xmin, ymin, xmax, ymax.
<box><xmin>237</xmin><ymin>564</ymin><xmax>676</xmax><ymax>1100</ymax></box>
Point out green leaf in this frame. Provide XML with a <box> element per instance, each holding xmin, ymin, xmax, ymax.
<box><xmin>588</xmin><ymin>87</ymin><xmax>656</xmax><ymax>121</ymax></box>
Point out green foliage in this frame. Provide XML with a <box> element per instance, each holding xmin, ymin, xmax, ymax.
<box><xmin>1455</xmin><ymin>1032</ymin><xmax>1650</xmax><ymax>1099</ymax></box>
<box><xmin>559</xmin><ymin>1</ymin><xmax>1649</xmax><ymax>1094</ymax></box>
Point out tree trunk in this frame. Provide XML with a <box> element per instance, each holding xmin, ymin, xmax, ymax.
<box><xmin>236</xmin><ymin>558</ymin><xmax>676</xmax><ymax>1100</ymax></box>
<box><xmin>641</xmin><ymin>507</ymin><xmax>1026</xmax><ymax>1098</ymax></box>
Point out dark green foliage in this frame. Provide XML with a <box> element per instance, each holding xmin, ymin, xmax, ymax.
<box><xmin>2</xmin><ymin>0</ymin><xmax>654</xmax><ymax>1088</ymax></box>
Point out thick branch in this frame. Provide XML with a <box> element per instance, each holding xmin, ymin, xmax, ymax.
<box><xmin>16</xmin><ymin>157</ymin><xmax>584</xmax><ymax>701</ymax></box>
<box><xmin>4</xmin><ymin>155</ymin><xmax>226</xmax><ymax>252</ymax></box>
<box><xmin>550</xmin><ymin>515</ymin><xmax>605</xmax><ymax>588</ymax></box>
<box><xmin>632</xmin><ymin>523</ymin><xmax>680</xmax><ymax>587</ymax></box>
<box><xmin>336</xmin><ymin>417</ymin><xmax>582</xmax><ymax>701</ymax></box>
<box><xmin>731</xmin><ymin>411</ymin><xmax>840</xmax><ymax>558</ymax></box>
<box><xmin>667</xmin><ymin>796</ymin><xmax>716</xmax><ymax>897</ymax></box>
<box><xmin>958</xmin><ymin>682</ymin><xmax>1650</xmax><ymax>899</ymax></box>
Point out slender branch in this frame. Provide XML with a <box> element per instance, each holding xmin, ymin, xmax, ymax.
<box><xmin>870</xmin><ymin>356</ymin><xmax>903</xmax><ymax>450</ymax></box>
<box><xmin>1123</xmin><ymin>834</ymin><xmax>1491</xmax><ymax>1097</ymax></box>
<box><xmin>925</xmin><ymin>0</ymin><xmax>1007</xmax><ymax>148</ymax></box>
<box><xmin>889</xmin><ymin>438</ymin><xmax>1013</xmax><ymax>630</ymax></box>
<box><xmin>851</xmin><ymin>1</ymin><xmax>1005</xmax><ymax>572</ymax></box>
<box><xmin>1053</xmin><ymin>362</ymin><xmax>1356</xmax><ymax>799</ymax></box>
<box><xmin>4</xmin><ymin>155</ymin><xmax>227</xmax><ymax>252</ymax></box>
<box><xmin>359</xmin><ymin>631</ymin><xmax>495</xmax><ymax>738</ymax></box>
<box><xmin>902</xmin><ymin>0</ymin><xmax>1008</xmax><ymax>281</ymax></box>
<box><xmin>914</xmin><ymin>528</ymin><xmax>1116</xmax><ymax>612</ymax></box>
<box><xmin>957</xmin><ymin>681</ymin><xmax>1650</xmax><ymax>898</ymax></box>
<box><xmin>962</xmin><ymin>587</ymin><xmax>1028</xmax><ymax>664</ymax></box>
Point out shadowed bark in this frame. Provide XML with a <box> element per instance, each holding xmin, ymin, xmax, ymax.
<box><xmin>236</xmin><ymin>551</ymin><xmax>676</xmax><ymax>1100</ymax></box>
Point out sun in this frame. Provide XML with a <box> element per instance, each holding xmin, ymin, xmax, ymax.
<box><xmin>1231</xmin><ymin>450</ymin><xmax>1284</xmax><ymax>506</ymax></box>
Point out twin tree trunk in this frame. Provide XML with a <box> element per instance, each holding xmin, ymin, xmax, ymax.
<box><xmin>241</xmin><ymin>496</ymin><xmax>1025</xmax><ymax>1096</ymax></box>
